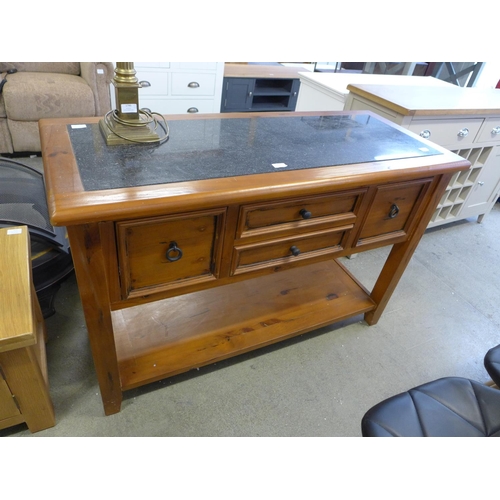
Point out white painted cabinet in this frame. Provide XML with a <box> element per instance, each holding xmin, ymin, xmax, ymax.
<box><xmin>344</xmin><ymin>84</ymin><xmax>500</xmax><ymax>228</ymax></box>
<box><xmin>295</xmin><ymin>73</ymin><xmax>452</xmax><ymax>112</ymax></box>
<box><xmin>133</xmin><ymin>62</ymin><xmax>224</xmax><ymax>115</ymax></box>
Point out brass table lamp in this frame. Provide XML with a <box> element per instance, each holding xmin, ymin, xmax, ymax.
<box><xmin>100</xmin><ymin>62</ymin><xmax>169</xmax><ymax>145</ymax></box>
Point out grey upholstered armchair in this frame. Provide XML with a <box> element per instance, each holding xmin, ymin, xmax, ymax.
<box><xmin>0</xmin><ymin>62</ymin><xmax>114</xmax><ymax>154</ymax></box>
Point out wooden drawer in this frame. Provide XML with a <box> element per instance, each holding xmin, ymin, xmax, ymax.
<box><xmin>232</xmin><ymin>225</ymin><xmax>352</xmax><ymax>276</ymax></box>
<box><xmin>237</xmin><ymin>190</ymin><xmax>365</xmax><ymax>239</ymax></box>
<box><xmin>407</xmin><ymin>118</ymin><xmax>483</xmax><ymax>147</ymax></box>
<box><xmin>356</xmin><ymin>179</ymin><xmax>432</xmax><ymax>248</ymax></box>
<box><xmin>171</xmin><ymin>73</ymin><xmax>217</xmax><ymax>96</ymax></box>
<box><xmin>117</xmin><ymin>209</ymin><xmax>225</xmax><ymax>298</ymax></box>
<box><xmin>476</xmin><ymin>117</ymin><xmax>500</xmax><ymax>143</ymax></box>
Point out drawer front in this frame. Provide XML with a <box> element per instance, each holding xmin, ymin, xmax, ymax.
<box><xmin>356</xmin><ymin>179</ymin><xmax>432</xmax><ymax>247</ymax></box>
<box><xmin>117</xmin><ymin>210</ymin><xmax>225</xmax><ymax>298</ymax></box>
<box><xmin>407</xmin><ymin>118</ymin><xmax>483</xmax><ymax>147</ymax></box>
<box><xmin>136</xmin><ymin>70</ymin><xmax>169</xmax><ymax>96</ymax></box>
<box><xmin>138</xmin><ymin>98</ymin><xmax>217</xmax><ymax>115</ymax></box>
<box><xmin>232</xmin><ymin>225</ymin><xmax>352</xmax><ymax>276</ymax></box>
<box><xmin>476</xmin><ymin>117</ymin><xmax>500</xmax><ymax>143</ymax></box>
<box><xmin>237</xmin><ymin>190</ymin><xmax>365</xmax><ymax>239</ymax></box>
<box><xmin>171</xmin><ymin>73</ymin><xmax>217</xmax><ymax>96</ymax></box>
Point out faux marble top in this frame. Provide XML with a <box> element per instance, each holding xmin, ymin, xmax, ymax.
<box><xmin>68</xmin><ymin>113</ymin><xmax>442</xmax><ymax>191</ymax></box>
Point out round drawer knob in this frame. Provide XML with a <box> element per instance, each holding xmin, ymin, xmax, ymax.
<box><xmin>166</xmin><ymin>241</ymin><xmax>183</xmax><ymax>262</ymax></box>
<box><xmin>299</xmin><ymin>209</ymin><xmax>312</xmax><ymax>219</ymax></box>
<box><xmin>420</xmin><ymin>129</ymin><xmax>431</xmax><ymax>139</ymax></box>
<box><xmin>188</xmin><ymin>82</ymin><xmax>200</xmax><ymax>88</ymax></box>
<box><xmin>187</xmin><ymin>107</ymin><xmax>199</xmax><ymax>113</ymax></box>
<box><xmin>290</xmin><ymin>246</ymin><xmax>301</xmax><ymax>257</ymax></box>
<box><xmin>458</xmin><ymin>128</ymin><xmax>469</xmax><ymax>137</ymax></box>
<box><xmin>492</xmin><ymin>126</ymin><xmax>500</xmax><ymax>135</ymax></box>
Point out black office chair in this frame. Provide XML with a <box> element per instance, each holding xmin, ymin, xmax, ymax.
<box><xmin>361</xmin><ymin>344</ymin><xmax>500</xmax><ymax>437</ymax></box>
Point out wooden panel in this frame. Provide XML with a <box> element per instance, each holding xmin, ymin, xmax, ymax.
<box><xmin>117</xmin><ymin>209</ymin><xmax>226</xmax><ymax>298</ymax></box>
<box><xmin>0</xmin><ymin>375</ymin><xmax>20</xmax><ymax>421</ymax></box>
<box><xmin>0</xmin><ymin>226</ymin><xmax>36</xmax><ymax>353</ymax></box>
<box><xmin>356</xmin><ymin>179</ymin><xmax>432</xmax><ymax>247</ymax></box>
<box><xmin>113</xmin><ymin>259</ymin><xmax>376</xmax><ymax>390</ymax></box>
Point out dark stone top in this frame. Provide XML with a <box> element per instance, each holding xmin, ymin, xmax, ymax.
<box><xmin>68</xmin><ymin>114</ymin><xmax>442</xmax><ymax>191</ymax></box>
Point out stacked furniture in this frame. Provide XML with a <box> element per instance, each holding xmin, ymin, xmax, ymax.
<box><xmin>344</xmin><ymin>84</ymin><xmax>500</xmax><ymax>227</ymax></box>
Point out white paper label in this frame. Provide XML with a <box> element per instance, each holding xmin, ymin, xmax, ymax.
<box><xmin>97</xmin><ymin>68</ymin><xmax>104</xmax><ymax>74</ymax></box>
<box><xmin>272</xmin><ymin>163</ymin><xmax>288</xmax><ymax>169</ymax></box>
<box><xmin>71</xmin><ymin>124</ymin><xmax>87</xmax><ymax>129</ymax></box>
<box><xmin>121</xmin><ymin>103</ymin><xmax>138</xmax><ymax>113</ymax></box>
<box><xmin>7</xmin><ymin>228</ymin><xmax>22</xmax><ymax>235</ymax></box>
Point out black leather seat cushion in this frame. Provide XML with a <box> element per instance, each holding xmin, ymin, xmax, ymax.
<box><xmin>362</xmin><ymin>377</ymin><xmax>500</xmax><ymax>437</ymax></box>
<box><xmin>484</xmin><ymin>344</ymin><xmax>500</xmax><ymax>387</ymax></box>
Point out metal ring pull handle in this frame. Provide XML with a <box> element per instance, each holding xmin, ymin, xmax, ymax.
<box><xmin>290</xmin><ymin>246</ymin><xmax>301</xmax><ymax>257</ymax></box>
<box><xmin>188</xmin><ymin>82</ymin><xmax>200</xmax><ymax>88</ymax></box>
<box><xmin>458</xmin><ymin>128</ymin><xmax>469</xmax><ymax>137</ymax></box>
<box><xmin>388</xmin><ymin>203</ymin><xmax>400</xmax><ymax>219</ymax></box>
<box><xmin>166</xmin><ymin>241</ymin><xmax>183</xmax><ymax>262</ymax></box>
<box><xmin>492</xmin><ymin>126</ymin><xmax>500</xmax><ymax>135</ymax></box>
<box><xmin>420</xmin><ymin>129</ymin><xmax>431</xmax><ymax>139</ymax></box>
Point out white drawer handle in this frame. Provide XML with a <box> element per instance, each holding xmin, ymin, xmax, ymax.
<box><xmin>458</xmin><ymin>128</ymin><xmax>469</xmax><ymax>137</ymax></box>
<box><xmin>187</xmin><ymin>107</ymin><xmax>199</xmax><ymax>113</ymax></box>
<box><xmin>420</xmin><ymin>129</ymin><xmax>431</xmax><ymax>139</ymax></box>
<box><xmin>188</xmin><ymin>82</ymin><xmax>200</xmax><ymax>88</ymax></box>
<box><xmin>492</xmin><ymin>126</ymin><xmax>500</xmax><ymax>135</ymax></box>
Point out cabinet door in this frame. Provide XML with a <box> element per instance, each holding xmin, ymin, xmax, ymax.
<box><xmin>287</xmin><ymin>79</ymin><xmax>300</xmax><ymax>111</ymax></box>
<box><xmin>221</xmin><ymin>78</ymin><xmax>254</xmax><ymax>111</ymax></box>
<box><xmin>461</xmin><ymin>146</ymin><xmax>500</xmax><ymax>216</ymax></box>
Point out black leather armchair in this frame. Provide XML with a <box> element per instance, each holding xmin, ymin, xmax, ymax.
<box><xmin>361</xmin><ymin>344</ymin><xmax>500</xmax><ymax>437</ymax></box>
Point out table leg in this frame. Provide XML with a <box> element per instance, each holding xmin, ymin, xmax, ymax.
<box><xmin>364</xmin><ymin>173</ymin><xmax>453</xmax><ymax>325</ymax></box>
<box><xmin>67</xmin><ymin>224</ymin><xmax>122</xmax><ymax>415</ymax></box>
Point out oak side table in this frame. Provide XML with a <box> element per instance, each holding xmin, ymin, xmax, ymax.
<box><xmin>0</xmin><ymin>226</ymin><xmax>55</xmax><ymax>433</ymax></box>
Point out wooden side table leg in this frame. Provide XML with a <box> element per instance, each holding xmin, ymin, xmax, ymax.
<box><xmin>67</xmin><ymin>224</ymin><xmax>122</xmax><ymax>415</ymax></box>
<box><xmin>0</xmin><ymin>348</ymin><xmax>55</xmax><ymax>433</ymax></box>
<box><xmin>364</xmin><ymin>173</ymin><xmax>453</xmax><ymax>326</ymax></box>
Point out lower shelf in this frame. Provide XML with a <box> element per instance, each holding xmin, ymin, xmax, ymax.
<box><xmin>113</xmin><ymin>259</ymin><xmax>376</xmax><ymax>390</ymax></box>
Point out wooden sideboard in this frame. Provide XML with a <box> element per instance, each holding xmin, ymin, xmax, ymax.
<box><xmin>40</xmin><ymin>111</ymin><xmax>469</xmax><ymax>415</ymax></box>
<box><xmin>345</xmin><ymin>84</ymin><xmax>500</xmax><ymax>227</ymax></box>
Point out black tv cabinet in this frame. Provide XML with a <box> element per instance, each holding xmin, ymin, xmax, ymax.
<box><xmin>221</xmin><ymin>64</ymin><xmax>304</xmax><ymax>113</ymax></box>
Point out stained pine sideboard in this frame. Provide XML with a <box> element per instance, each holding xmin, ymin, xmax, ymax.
<box><xmin>40</xmin><ymin>111</ymin><xmax>469</xmax><ymax>415</ymax></box>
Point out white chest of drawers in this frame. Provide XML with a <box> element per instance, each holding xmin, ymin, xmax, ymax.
<box><xmin>344</xmin><ymin>84</ymin><xmax>500</xmax><ymax>227</ymax></box>
<box><xmin>133</xmin><ymin>62</ymin><xmax>224</xmax><ymax>115</ymax></box>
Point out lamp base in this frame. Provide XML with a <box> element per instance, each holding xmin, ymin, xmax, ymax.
<box><xmin>99</xmin><ymin>116</ymin><xmax>161</xmax><ymax>146</ymax></box>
